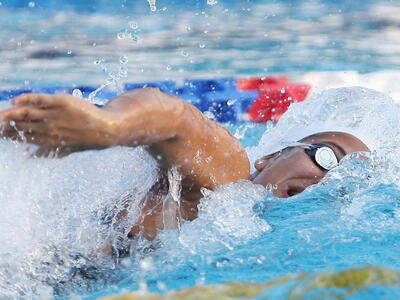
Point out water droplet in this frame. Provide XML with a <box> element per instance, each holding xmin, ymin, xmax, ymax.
<box><xmin>117</xmin><ymin>31</ymin><xmax>125</xmax><ymax>40</ymax></box>
<box><xmin>166</xmin><ymin>65</ymin><xmax>172</xmax><ymax>71</ymax></box>
<box><xmin>199</xmin><ymin>43</ymin><xmax>206</xmax><ymax>48</ymax></box>
<box><xmin>94</xmin><ymin>58</ymin><xmax>103</xmax><ymax>65</ymax></box>
<box><xmin>72</xmin><ymin>89</ymin><xmax>83</xmax><ymax>98</ymax></box>
<box><xmin>180</xmin><ymin>51</ymin><xmax>189</xmax><ymax>57</ymax></box>
<box><xmin>227</xmin><ymin>99</ymin><xmax>236</xmax><ymax>106</ymax></box>
<box><xmin>207</xmin><ymin>0</ymin><xmax>218</xmax><ymax>5</ymax></box>
<box><xmin>129</xmin><ymin>21</ymin><xmax>139</xmax><ymax>30</ymax></box>
<box><xmin>147</xmin><ymin>0</ymin><xmax>157</xmax><ymax>11</ymax></box>
<box><xmin>119</xmin><ymin>55</ymin><xmax>128</xmax><ymax>64</ymax></box>
<box><xmin>9</xmin><ymin>120</ymin><xmax>16</xmax><ymax>127</ymax></box>
<box><xmin>265</xmin><ymin>184</ymin><xmax>277</xmax><ymax>193</ymax></box>
<box><xmin>203</xmin><ymin>111</ymin><xmax>215</xmax><ymax>120</ymax></box>
<box><xmin>67</xmin><ymin>49</ymin><xmax>72</xmax><ymax>55</ymax></box>
<box><xmin>131</xmin><ymin>34</ymin><xmax>141</xmax><ymax>42</ymax></box>
<box><xmin>118</xmin><ymin>66</ymin><xmax>128</xmax><ymax>78</ymax></box>
<box><xmin>28</xmin><ymin>1</ymin><xmax>35</xmax><ymax>8</ymax></box>
<box><xmin>186</xmin><ymin>25</ymin><xmax>191</xmax><ymax>32</ymax></box>
<box><xmin>280</xmin><ymin>88</ymin><xmax>286</xmax><ymax>94</ymax></box>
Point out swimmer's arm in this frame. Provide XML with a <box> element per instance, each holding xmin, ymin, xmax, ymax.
<box><xmin>0</xmin><ymin>89</ymin><xmax>250</xmax><ymax>190</ymax></box>
<box><xmin>102</xmin><ymin>88</ymin><xmax>250</xmax><ymax>191</ymax></box>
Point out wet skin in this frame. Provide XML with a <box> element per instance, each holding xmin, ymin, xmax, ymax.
<box><xmin>251</xmin><ymin>132</ymin><xmax>370</xmax><ymax>198</ymax></box>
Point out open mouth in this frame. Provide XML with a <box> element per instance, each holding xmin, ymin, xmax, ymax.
<box><xmin>286</xmin><ymin>186</ymin><xmax>305</xmax><ymax>197</ymax></box>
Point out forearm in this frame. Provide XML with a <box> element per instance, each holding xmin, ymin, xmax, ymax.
<box><xmin>153</xmin><ymin>104</ymin><xmax>250</xmax><ymax>189</ymax></box>
<box><xmin>102</xmin><ymin>88</ymin><xmax>186</xmax><ymax>146</ymax></box>
<box><xmin>104</xmin><ymin>88</ymin><xmax>250</xmax><ymax>190</ymax></box>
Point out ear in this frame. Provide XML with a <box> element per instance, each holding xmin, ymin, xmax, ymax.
<box><xmin>254</xmin><ymin>153</ymin><xmax>277</xmax><ymax>171</ymax></box>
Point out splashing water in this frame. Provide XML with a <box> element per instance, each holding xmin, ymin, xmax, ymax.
<box><xmin>0</xmin><ymin>103</ymin><xmax>159</xmax><ymax>297</ymax></box>
<box><xmin>147</xmin><ymin>0</ymin><xmax>156</xmax><ymax>12</ymax></box>
<box><xmin>2</xmin><ymin>87</ymin><xmax>400</xmax><ymax>298</ymax></box>
<box><xmin>247</xmin><ymin>87</ymin><xmax>400</xmax><ymax>165</ymax></box>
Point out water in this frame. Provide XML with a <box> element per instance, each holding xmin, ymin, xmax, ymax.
<box><xmin>1</xmin><ymin>0</ymin><xmax>400</xmax><ymax>299</ymax></box>
<box><xmin>1</xmin><ymin>1</ymin><xmax>400</xmax><ymax>88</ymax></box>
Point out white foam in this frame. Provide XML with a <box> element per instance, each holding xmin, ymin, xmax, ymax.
<box><xmin>0</xmin><ymin>136</ymin><xmax>158</xmax><ymax>297</ymax></box>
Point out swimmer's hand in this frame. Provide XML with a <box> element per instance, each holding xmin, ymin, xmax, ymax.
<box><xmin>0</xmin><ymin>93</ymin><xmax>119</xmax><ymax>150</ymax></box>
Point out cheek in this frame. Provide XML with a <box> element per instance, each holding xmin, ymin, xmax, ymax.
<box><xmin>252</xmin><ymin>159</ymin><xmax>290</xmax><ymax>186</ymax></box>
<box><xmin>289</xmin><ymin>155</ymin><xmax>326</xmax><ymax>180</ymax></box>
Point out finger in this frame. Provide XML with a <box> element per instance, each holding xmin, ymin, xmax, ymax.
<box><xmin>12</xmin><ymin>93</ymin><xmax>65</xmax><ymax>108</ymax></box>
<box><xmin>4</xmin><ymin>131</ymin><xmax>62</xmax><ymax>147</ymax></box>
<box><xmin>1</xmin><ymin>121</ymin><xmax>48</xmax><ymax>134</ymax></box>
<box><xmin>0</xmin><ymin>106</ymin><xmax>51</xmax><ymax>122</ymax></box>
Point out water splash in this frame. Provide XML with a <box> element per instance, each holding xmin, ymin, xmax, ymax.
<box><xmin>147</xmin><ymin>0</ymin><xmax>157</xmax><ymax>12</ymax></box>
<box><xmin>72</xmin><ymin>88</ymin><xmax>83</xmax><ymax>98</ymax></box>
<box><xmin>0</xmin><ymin>128</ymin><xmax>158</xmax><ymax>297</ymax></box>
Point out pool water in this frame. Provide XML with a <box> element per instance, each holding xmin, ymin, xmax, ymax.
<box><xmin>1</xmin><ymin>1</ymin><xmax>400</xmax><ymax>299</ymax></box>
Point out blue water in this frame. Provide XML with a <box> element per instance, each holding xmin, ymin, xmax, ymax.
<box><xmin>1</xmin><ymin>1</ymin><xmax>400</xmax><ymax>299</ymax></box>
<box><xmin>1</xmin><ymin>0</ymin><xmax>400</xmax><ymax>88</ymax></box>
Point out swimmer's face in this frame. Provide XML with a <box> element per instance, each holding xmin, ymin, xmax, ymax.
<box><xmin>251</xmin><ymin>132</ymin><xmax>370</xmax><ymax>198</ymax></box>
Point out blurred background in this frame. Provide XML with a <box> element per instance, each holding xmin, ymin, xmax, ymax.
<box><xmin>1</xmin><ymin>0</ymin><xmax>400</xmax><ymax>95</ymax></box>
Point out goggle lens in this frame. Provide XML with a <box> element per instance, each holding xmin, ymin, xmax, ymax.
<box><xmin>304</xmin><ymin>144</ymin><xmax>338</xmax><ymax>171</ymax></box>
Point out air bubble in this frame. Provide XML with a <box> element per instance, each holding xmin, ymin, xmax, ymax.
<box><xmin>72</xmin><ymin>89</ymin><xmax>83</xmax><ymax>98</ymax></box>
<box><xmin>186</xmin><ymin>25</ymin><xmax>191</xmax><ymax>32</ymax></box>
<box><xmin>119</xmin><ymin>56</ymin><xmax>128</xmax><ymax>64</ymax></box>
<box><xmin>67</xmin><ymin>50</ymin><xmax>72</xmax><ymax>55</ymax></box>
<box><xmin>166</xmin><ymin>65</ymin><xmax>172</xmax><ymax>71</ymax></box>
<box><xmin>207</xmin><ymin>0</ymin><xmax>218</xmax><ymax>5</ymax></box>
<box><xmin>9</xmin><ymin>120</ymin><xmax>16</xmax><ymax>127</ymax></box>
<box><xmin>180</xmin><ymin>51</ymin><xmax>189</xmax><ymax>57</ymax></box>
<box><xmin>227</xmin><ymin>99</ymin><xmax>236</xmax><ymax>106</ymax></box>
<box><xmin>199</xmin><ymin>43</ymin><xmax>206</xmax><ymax>48</ymax></box>
<box><xmin>28</xmin><ymin>1</ymin><xmax>35</xmax><ymax>7</ymax></box>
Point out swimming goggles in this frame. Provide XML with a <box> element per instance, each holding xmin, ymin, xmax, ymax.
<box><xmin>303</xmin><ymin>143</ymin><xmax>339</xmax><ymax>171</ymax></box>
<box><xmin>281</xmin><ymin>143</ymin><xmax>339</xmax><ymax>171</ymax></box>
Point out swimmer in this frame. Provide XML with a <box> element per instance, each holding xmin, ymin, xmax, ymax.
<box><xmin>0</xmin><ymin>88</ymin><xmax>370</xmax><ymax>242</ymax></box>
